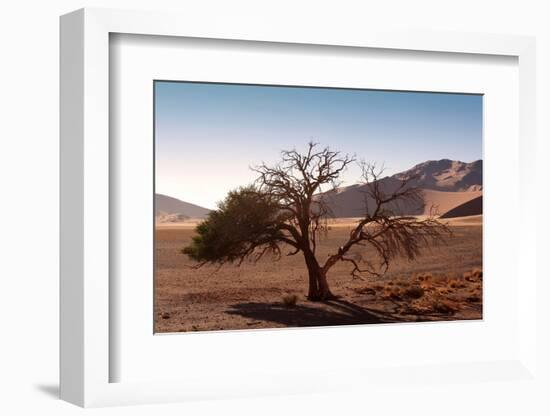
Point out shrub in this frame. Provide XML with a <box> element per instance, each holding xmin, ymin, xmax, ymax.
<box><xmin>466</xmin><ymin>294</ymin><xmax>482</xmax><ymax>303</ymax></box>
<box><xmin>383</xmin><ymin>288</ymin><xmax>402</xmax><ymax>301</ymax></box>
<box><xmin>432</xmin><ymin>300</ymin><xmax>458</xmax><ymax>314</ymax></box>
<box><xmin>282</xmin><ymin>294</ymin><xmax>298</xmax><ymax>307</ymax></box>
<box><xmin>448</xmin><ymin>279</ymin><xmax>466</xmax><ymax>289</ymax></box>
<box><xmin>404</xmin><ymin>285</ymin><xmax>425</xmax><ymax>299</ymax></box>
<box><xmin>417</xmin><ymin>273</ymin><xmax>432</xmax><ymax>281</ymax></box>
<box><xmin>471</xmin><ymin>268</ymin><xmax>483</xmax><ymax>279</ymax></box>
<box><xmin>355</xmin><ymin>287</ymin><xmax>376</xmax><ymax>296</ymax></box>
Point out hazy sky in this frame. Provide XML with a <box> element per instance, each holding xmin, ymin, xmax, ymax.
<box><xmin>155</xmin><ymin>81</ymin><xmax>482</xmax><ymax>209</ymax></box>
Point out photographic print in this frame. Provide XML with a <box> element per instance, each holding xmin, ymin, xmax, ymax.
<box><xmin>154</xmin><ymin>81</ymin><xmax>483</xmax><ymax>333</ymax></box>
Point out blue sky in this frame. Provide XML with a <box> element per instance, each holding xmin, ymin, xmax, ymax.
<box><xmin>155</xmin><ymin>81</ymin><xmax>482</xmax><ymax>209</ymax></box>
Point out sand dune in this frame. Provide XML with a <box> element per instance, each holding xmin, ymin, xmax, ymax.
<box><xmin>443</xmin><ymin>214</ymin><xmax>482</xmax><ymax>226</ymax></box>
<box><xmin>320</xmin><ymin>159</ymin><xmax>482</xmax><ymax>217</ymax></box>
<box><xmin>322</xmin><ymin>185</ymin><xmax>481</xmax><ymax>217</ymax></box>
<box><xmin>155</xmin><ymin>193</ymin><xmax>211</xmax><ymax>221</ymax></box>
<box><xmin>422</xmin><ymin>190</ymin><xmax>482</xmax><ymax>216</ymax></box>
<box><xmin>440</xmin><ymin>195</ymin><xmax>482</xmax><ymax>218</ymax></box>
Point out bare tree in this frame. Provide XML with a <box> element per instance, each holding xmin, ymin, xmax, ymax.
<box><xmin>183</xmin><ymin>143</ymin><xmax>450</xmax><ymax>301</ymax></box>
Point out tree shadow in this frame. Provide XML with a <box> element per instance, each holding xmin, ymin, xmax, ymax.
<box><xmin>226</xmin><ymin>299</ymin><xmax>399</xmax><ymax>328</ymax></box>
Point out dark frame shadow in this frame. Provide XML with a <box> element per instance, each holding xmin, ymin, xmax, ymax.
<box><xmin>34</xmin><ymin>383</ymin><xmax>59</xmax><ymax>399</ymax></box>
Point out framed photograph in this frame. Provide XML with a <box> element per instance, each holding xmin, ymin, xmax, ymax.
<box><xmin>153</xmin><ymin>81</ymin><xmax>484</xmax><ymax>333</ymax></box>
<box><xmin>60</xmin><ymin>8</ymin><xmax>538</xmax><ymax>408</ymax></box>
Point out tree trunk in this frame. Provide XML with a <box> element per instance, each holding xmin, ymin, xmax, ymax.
<box><xmin>303</xmin><ymin>250</ymin><xmax>335</xmax><ymax>301</ymax></box>
<box><xmin>316</xmin><ymin>269</ymin><xmax>334</xmax><ymax>300</ymax></box>
<box><xmin>306</xmin><ymin>264</ymin><xmax>319</xmax><ymax>300</ymax></box>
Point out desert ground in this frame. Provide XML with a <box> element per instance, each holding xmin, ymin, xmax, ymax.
<box><xmin>154</xmin><ymin>215</ymin><xmax>482</xmax><ymax>333</ymax></box>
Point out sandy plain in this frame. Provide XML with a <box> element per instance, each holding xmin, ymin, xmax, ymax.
<box><xmin>155</xmin><ymin>215</ymin><xmax>482</xmax><ymax>333</ymax></box>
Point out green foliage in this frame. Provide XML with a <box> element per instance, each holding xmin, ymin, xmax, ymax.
<box><xmin>182</xmin><ymin>186</ymin><xmax>288</xmax><ymax>264</ymax></box>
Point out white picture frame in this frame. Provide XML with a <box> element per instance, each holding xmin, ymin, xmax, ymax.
<box><xmin>60</xmin><ymin>7</ymin><xmax>538</xmax><ymax>408</ymax></box>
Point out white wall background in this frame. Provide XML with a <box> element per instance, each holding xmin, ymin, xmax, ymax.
<box><xmin>0</xmin><ymin>1</ymin><xmax>548</xmax><ymax>415</ymax></box>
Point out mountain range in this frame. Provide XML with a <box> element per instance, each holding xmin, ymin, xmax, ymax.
<box><xmin>156</xmin><ymin>193</ymin><xmax>211</xmax><ymax>222</ymax></box>
<box><xmin>393</xmin><ymin>159</ymin><xmax>482</xmax><ymax>192</ymax></box>
<box><xmin>321</xmin><ymin>159</ymin><xmax>482</xmax><ymax>217</ymax></box>
<box><xmin>155</xmin><ymin>159</ymin><xmax>482</xmax><ymax>222</ymax></box>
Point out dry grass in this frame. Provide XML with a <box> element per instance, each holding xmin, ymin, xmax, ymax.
<box><xmin>155</xmin><ymin>218</ymin><xmax>482</xmax><ymax>332</ymax></box>
<box><xmin>366</xmin><ymin>268</ymin><xmax>483</xmax><ymax>317</ymax></box>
